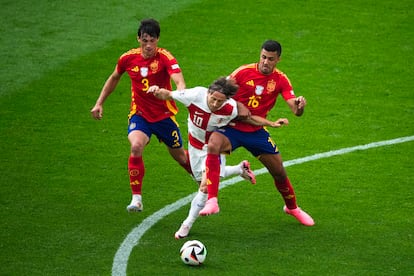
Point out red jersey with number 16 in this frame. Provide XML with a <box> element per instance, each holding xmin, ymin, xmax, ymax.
<box><xmin>117</xmin><ymin>47</ymin><xmax>182</xmax><ymax>123</ymax></box>
<box><xmin>230</xmin><ymin>63</ymin><xmax>296</xmax><ymax>132</ymax></box>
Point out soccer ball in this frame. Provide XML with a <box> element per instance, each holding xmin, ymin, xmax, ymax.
<box><xmin>179</xmin><ymin>240</ymin><xmax>207</xmax><ymax>266</ymax></box>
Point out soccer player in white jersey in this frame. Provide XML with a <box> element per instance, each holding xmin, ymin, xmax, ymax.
<box><xmin>148</xmin><ymin>77</ymin><xmax>288</xmax><ymax>238</ymax></box>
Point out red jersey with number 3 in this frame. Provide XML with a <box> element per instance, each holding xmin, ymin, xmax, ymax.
<box><xmin>230</xmin><ymin>63</ymin><xmax>296</xmax><ymax>132</ymax></box>
<box><xmin>117</xmin><ymin>47</ymin><xmax>182</xmax><ymax>122</ymax></box>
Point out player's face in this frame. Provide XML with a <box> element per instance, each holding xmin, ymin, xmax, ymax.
<box><xmin>207</xmin><ymin>91</ymin><xmax>227</xmax><ymax>112</ymax></box>
<box><xmin>258</xmin><ymin>49</ymin><xmax>280</xmax><ymax>75</ymax></box>
<box><xmin>138</xmin><ymin>33</ymin><xmax>159</xmax><ymax>59</ymax></box>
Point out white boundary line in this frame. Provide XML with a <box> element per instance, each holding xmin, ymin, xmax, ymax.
<box><xmin>112</xmin><ymin>135</ymin><xmax>414</xmax><ymax>275</ymax></box>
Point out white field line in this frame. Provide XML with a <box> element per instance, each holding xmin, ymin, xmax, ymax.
<box><xmin>112</xmin><ymin>135</ymin><xmax>414</xmax><ymax>275</ymax></box>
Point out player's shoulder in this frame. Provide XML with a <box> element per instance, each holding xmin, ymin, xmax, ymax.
<box><xmin>272</xmin><ymin>68</ymin><xmax>290</xmax><ymax>80</ymax></box>
<box><xmin>234</xmin><ymin>63</ymin><xmax>256</xmax><ymax>72</ymax></box>
<box><xmin>225</xmin><ymin>98</ymin><xmax>238</xmax><ymax>109</ymax></box>
<box><xmin>120</xmin><ymin>48</ymin><xmax>141</xmax><ymax>58</ymax></box>
<box><xmin>227</xmin><ymin>97</ymin><xmax>237</xmax><ymax>105</ymax></box>
<box><xmin>188</xmin><ymin>86</ymin><xmax>208</xmax><ymax>93</ymax></box>
<box><xmin>183</xmin><ymin>86</ymin><xmax>208</xmax><ymax>98</ymax></box>
<box><xmin>240</xmin><ymin>63</ymin><xmax>257</xmax><ymax>70</ymax></box>
<box><xmin>230</xmin><ymin>63</ymin><xmax>257</xmax><ymax>77</ymax></box>
<box><xmin>157</xmin><ymin>47</ymin><xmax>176</xmax><ymax>60</ymax></box>
<box><xmin>215</xmin><ymin>98</ymin><xmax>237</xmax><ymax>115</ymax></box>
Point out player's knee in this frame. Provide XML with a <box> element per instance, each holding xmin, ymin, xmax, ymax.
<box><xmin>207</xmin><ymin>140</ymin><xmax>221</xmax><ymax>154</ymax></box>
<box><xmin>130</xmin><ymin>142</ymin><xmax>145</xmax><ymax>156</ymax></box>
<box><xmin>170</xmin><ymin>148</ymin><xmax>187</xmax><ymax>164</ymax></box>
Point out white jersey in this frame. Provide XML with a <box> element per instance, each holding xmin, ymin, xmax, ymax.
<box><xmin>172</xmin><ymin>87</ymin><xmax>238</xmax><ymax>181</ymax></box>
<box><xmin>172</xmin><ymin>87</ymin><xmax>238</xmax><ymax>150</ymax></box>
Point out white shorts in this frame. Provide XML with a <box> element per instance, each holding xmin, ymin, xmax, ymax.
<box><xmin>188</xmin><ymin>144</ymin><xmax>226</xmax><ymax>182</ymax></box>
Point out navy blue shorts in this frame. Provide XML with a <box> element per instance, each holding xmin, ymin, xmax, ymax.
<box><xmin>128</xmin><ymin>114</ymin><xmax>183</xmax><ymax>149</ymax></box>
<box><xmin>216</xmin><ymin>126</ymin><xmax>280</xmax><ymax>157</ymax></box>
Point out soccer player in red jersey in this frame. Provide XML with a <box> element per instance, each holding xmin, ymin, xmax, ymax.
<box><xmin>91</xmin><ymin>19</ymin><xmax>192</xmax><ymax>212</ymax></box>
<box><xmin>199</xmin><ymin>40</ymin><xmax>315</xmax><ymax>226</ymax></box>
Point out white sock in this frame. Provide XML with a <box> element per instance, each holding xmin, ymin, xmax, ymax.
<box><xmin>130</xmin><ymin>194</ymin><xmax>142</xmax><ymax>205</ymax></box>
<box><xmin>183</xmin><ymin>190</ymin><xmax>207</xmax><ymax>227</ymax></box>
<box><xmin>222</xmin><ymin>164</ymin><xmax>242</xmax><ymax>177</ymax></box>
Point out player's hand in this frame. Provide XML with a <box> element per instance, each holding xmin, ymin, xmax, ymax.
<box><xmin>270</xmin><ymin>118</ymin><xmax>289</xmax><ymax>127</ymax></box>
<box><xmin>236</xmin><ymin>101</ymin><xmax>251</xmax><ymax>120</ymax></box>
<box><xmin>91</xmin><ymin>105</ymin><xmax>103</xmax><ymax>120</ymax></box>
<box><xmin>147</xmin><ymin>85</ymin><xmax>159</xmax><ymax>93</ymax></box>
<box><xmin>295</xmin><ymin>96</ymin><xmax>306</xmax><ymax>109</ymax></box>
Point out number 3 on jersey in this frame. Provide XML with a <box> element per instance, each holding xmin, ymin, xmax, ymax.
<box><xmin>142</xmin><ymin>78</ymin><xmax>149</xmax><ymax>91</ymax></box>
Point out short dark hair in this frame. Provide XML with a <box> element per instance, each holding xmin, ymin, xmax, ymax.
<box><xmin>208</xmin><ymin>77</ymin><xmax>239</xmax><ymax>98</ymax></box>
<box><xmin>137</xmin><ymin>18</ymin><xmax>160</xmax><ymax>38</ymax></box>
<box><xmin>261</xmin><ymin>40</ymin><xmax>282</xmax><ymax>56</ymax></box>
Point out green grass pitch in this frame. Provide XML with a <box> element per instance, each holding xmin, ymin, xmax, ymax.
<box><xmin>1</xmin><ymin>0</ymin><xmax>413</xmax><ymax>275</ymax></box>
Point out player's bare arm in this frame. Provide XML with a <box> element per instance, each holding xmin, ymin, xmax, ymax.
<box><xmin>235</xmin><ymin>101</ymin><xmax>251</xmax><ymax>120</ymax></box>
<box><xmin>170</xmin><ymin>72</ymin><xmax>186</xmax><ymax>91</ymax></box>
<box><xmin>245</xmin><ymin>116</ymin><xmax>289</xmax><ymax>128</ymax></box>
<box><xmin>287</xmin><ymin>96</ymin><xmax>306</xmax><ymax>116</ymax></box>
<box><xmin>91</xmin><ymin>67</ymin><xmax>122</xmax><ymax>120</ymax></box>
<box><xmin>147</xmin><ymin>85</ymin><xmax>173</xmax><ymax>100</ymax></box>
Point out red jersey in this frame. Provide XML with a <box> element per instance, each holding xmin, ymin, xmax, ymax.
<box><xmin>117</xmin><ymin>47</ymin><xmax>182</xmax><ymax>122</ymax></box>
<box><xmin>230</xmin><ymin>63</ymin><xmax>296</xmax><ymax>132</ymax></box>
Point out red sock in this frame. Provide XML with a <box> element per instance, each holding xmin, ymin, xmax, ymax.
<box><xmin>128</xmin><ymin>155</ymin><xmax>145</xmax><ymax>195</ymax></box>
<box><xmin>205</xmin><ymin>153</ymin><xmax>220</xmax><ymax>199</ymax></box>
<box><xmin>274</xmin><ymin>177</ymin><xmax>297</xmax><ymax>209</ymax></box>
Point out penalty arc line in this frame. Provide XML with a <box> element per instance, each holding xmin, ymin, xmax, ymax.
<box><xmin>112</xmin><ymin>135</ymin><xmax>414</xmax><ymax>275</ymax></box>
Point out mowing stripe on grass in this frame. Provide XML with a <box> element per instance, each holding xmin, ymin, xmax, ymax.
<box><xmin>112</xmin><ymin>135</ymin><xmax>414</xmax><ymax>275</ymax></box>
<box><xmin>0</xmin><ymin>0</ymin><xmax>202</xmax><ymax>96</ymax></box>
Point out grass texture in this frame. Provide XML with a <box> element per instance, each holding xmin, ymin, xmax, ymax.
<box><xmin>0</xmin><ymin>0</ymin><xmax>413</xmax><ymax>275</ymax></box>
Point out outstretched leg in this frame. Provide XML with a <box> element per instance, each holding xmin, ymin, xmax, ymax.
<box><xmin>259</xmin><ymin>153</ymin><xmax>314</xmax><ymax>226</ymax></box>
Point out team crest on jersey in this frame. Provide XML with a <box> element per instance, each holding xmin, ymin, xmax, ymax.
<box><xmin>255</xmin><ymin>85</ymin><xmax>264</xmax><ymax>95</ymax></box>
<box><xmin>150</xmin><ymin>60</ymin><xmax>159</xmax><ymax>73</ymax></box>
<box><xmin>140</xmin><ymin>67</ymin><xmax>148</xmax><ymax>77</ymax></box>
<box><xmin>266</xmin><ymin>79</ymin><xmax>276</xmax><ymax>93</ymax></box>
